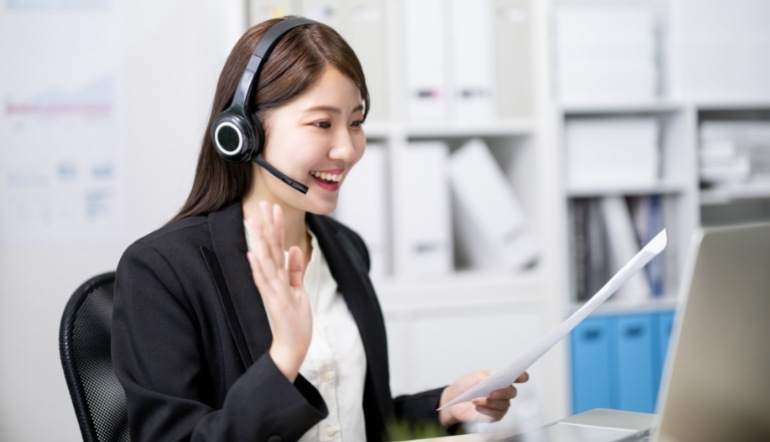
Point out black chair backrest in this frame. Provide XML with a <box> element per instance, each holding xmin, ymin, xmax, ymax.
<box><xmin>59</xmin><ymin>271</ymin><xmax>130</xmax><ymax>442</ymax></box>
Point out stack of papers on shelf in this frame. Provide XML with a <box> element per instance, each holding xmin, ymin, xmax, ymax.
<box><xmin>699</xmin><ymin>121</ymin><xmax>770</xmax><ymax>189</ymax></box>
<box><xmin>566</xmin><ymin>117</ymin><xmax>660</xmax><ymax>189</ymax></box>
<box><xmin>555</xmin><ymin>6</ymin><xmax>658</xmax><ymax>103</ymax></box>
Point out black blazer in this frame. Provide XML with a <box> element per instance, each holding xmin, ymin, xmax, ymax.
<box><xmin>112</xmin><ymin>203</ymin><xmax>444</xmax><ymax>442</ymax></box>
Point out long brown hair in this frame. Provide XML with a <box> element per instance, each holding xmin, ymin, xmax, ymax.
<box><xmin>170</xmin><ymin>16</ymin><xmax>369</xmax><ymax>223</ymax></box>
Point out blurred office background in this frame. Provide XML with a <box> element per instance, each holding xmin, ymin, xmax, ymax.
<box><xmin>2</xmin><ymin>0</ymin><xmax>770</xmax><ymax>440</ymax></box>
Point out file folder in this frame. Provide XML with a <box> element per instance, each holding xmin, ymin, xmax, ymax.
<box><xmin>300</xmin><ymin>0</ymin><xmax>389</xmax><ymax>122</ymax></box>
<box><xmin>449</xmin><ymin>0</ymin><xmax>495</xmax><ymax>122</ymax></box>
<box><xmin>652</xmin><ymin>310</ymin><xmax>676</xmax><ymax>399</ymax></box>
<box><xmin>493</xmin><ymin>0</ymin><xmax>533</xmax><ymax>119</ymax></box>
<box><xmin>403</xmin><ymin>0</ymin><xmax>448</xmax><ymax>121</ymax></box>
<box><xmin>571</xmin><ymin>316</ymin><xmax>615</xmax><ymax>413</ymax></box>
<box><xmin>333</xmin><ymin>143</ymin><xmax>389</xmax><ymax>279</ymax></box>
<box><xmin>393</xmin><ymin>141</ymin><xmax>452</xmax><ymax>277</ymax></box>
<box><xmin>615</xmin><ymin>313</ymin><xmax>656</xmax><ymax>413</ymax></box>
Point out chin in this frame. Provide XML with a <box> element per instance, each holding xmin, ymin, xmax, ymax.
<box><xmin>306</xmin><ymin>198</ymin><xmax>339</xmax><ymax>216</ymax></box>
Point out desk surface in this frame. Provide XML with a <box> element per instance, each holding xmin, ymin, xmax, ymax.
<box><xmin>402</xmin><ymin>409</ymin><xmax>656</xmax><ymax>442</ymax></box>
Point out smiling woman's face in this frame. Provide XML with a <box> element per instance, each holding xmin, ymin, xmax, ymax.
<box><xmin>251</xmin><ymin>64</ymin><xmax>366</xmax><ymax>216</ymax></box>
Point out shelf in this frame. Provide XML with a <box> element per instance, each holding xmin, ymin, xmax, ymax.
<box><xmin>568</xmin><ymin>296</ymin><xmax>679</xmax><ymax>317</ymax></box>
<box><xmin>404</xmin><ymin>119</ymin><xmax>537</xmax><ymax>139</ymax></box>
<box><xmin>560</xmin><ymin>100</ymin><xmax>685</xmax><ymax>116</ymax></box>
<box><xmin>566</xmin><ymin>181</ymin><xmax>689</xmax><ymax>197</ymax></box>
<box><xmin>694</xmin><ymin>100</ymin><xmax>770</xmax><ymax>111</ymax></box>
<box><xmin>364</xmin><ymin>120</ymin><xmax>537</xmax><ymax>140</ymax></box>
<box><xmin>700</xmin><ymin>183</ymin><xmax>770</xmax><ymax>205</ymax></box>
<box><xmin>374</xmin><ymin>269</ymin><xmax>545</xmax><ymax>315</ymax></box>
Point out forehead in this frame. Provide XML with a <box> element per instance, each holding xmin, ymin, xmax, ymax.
<box><xmin>291</xmin><ymin>66</ymin><xmax>363</xmax><ymax>109</ymax></box>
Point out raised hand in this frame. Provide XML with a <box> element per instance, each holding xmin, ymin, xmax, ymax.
<box><xmin>246</xmin><ymin>201</ymin><xmax>312</xmax><ymax>382</ymax></box>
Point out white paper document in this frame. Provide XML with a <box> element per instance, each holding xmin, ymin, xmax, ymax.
<box><xmin>439</xmin><ymin>229</ymin><xmax>667</xmax><ymax>410</ymax></box>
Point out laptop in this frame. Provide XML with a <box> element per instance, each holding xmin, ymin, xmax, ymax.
<box><xmin>499</xmin><ymin>222</ymin><xmax>770</xmax><ymax>442</ymax></box>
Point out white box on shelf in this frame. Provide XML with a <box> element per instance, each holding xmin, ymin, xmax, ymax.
<box><xmin>393</xmin><ymin>141</ymin><xmax>453</xmax><ymax>277</ymax></box>
<box><xmin>671</xmin><ymin>0</ymin><xmax>770</xmax><ymax>101</ymax></box>
<box><xmin>566</xmin><ymin>116</ymin><xmax>660</xmax><ymax>189</ymax></box>
<box><xmin>555</xmin><ymin>6</ymin><xmax>658</xmax><ymax>102</ymax></box>
<box><xmin>448</xmin><ymin>139</ymin><xmax>539</xmax><ymax>271</ymax></box>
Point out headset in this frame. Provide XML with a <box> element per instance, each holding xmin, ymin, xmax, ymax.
<box><xmin>210</xmin><ymin>17</ymin><xmax>317</xmax><ymax>194</ymax></box>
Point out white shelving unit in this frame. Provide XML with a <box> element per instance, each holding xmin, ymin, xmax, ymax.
<box><xmin>245</xmin><ymin>0</ymin><xmax>770</xmax><ymax>432</ymax></box>
<box><xmin>553</xmin><ymin>0</ymin><xmax>770</xmax><ymax>413</ymax></box>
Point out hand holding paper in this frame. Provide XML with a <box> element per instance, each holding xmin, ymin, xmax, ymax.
<box><xmin>439</xmin><ymin>229</ymin><xmax>667</xmax><ymax>410</ymax></box>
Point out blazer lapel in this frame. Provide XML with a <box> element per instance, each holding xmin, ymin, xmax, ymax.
<box><xmin>207</xmin><ymin>203</ymin><xmax>273</xmax><ymax>365</ymax></box>
<box><xmin>307</xmin><ymin>215</ymin><xmax>391</xmax><ymax>418</ymax></box>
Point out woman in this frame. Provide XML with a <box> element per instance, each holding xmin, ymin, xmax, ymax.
<box><xmin>112</xmin><ymin>16</ymin><xmax>528</xmax><ymax>441</ymax></box>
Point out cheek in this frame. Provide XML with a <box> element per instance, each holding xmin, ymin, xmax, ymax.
<box><xmin>353</xmin><ymin>140</ymin><xmax>367</xmax><ymax>164</ymax></box>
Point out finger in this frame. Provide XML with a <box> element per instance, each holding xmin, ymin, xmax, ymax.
<box><xmin>287</xmin><ymin>246</ymin><xmax>306</xmax><ymax>295</ymax></box>
<box><xmin>251</xmin><ymin>215</ymin><xmax>279</xmax><ymax>279</ymax></box>
<box><xmin>259</xmin><ymin>201</ymin><xmax>284</xmax><ymax>267</ymax></box>
<box><xmin>474</xmin><ymin>387</ymin><xmax>517</xmax><ymax>408</ymax></box>
<box><xmin>515</xmin><ymin>371</ymin><xmax>530</xmax><ymax>383</ymax></box>
<box><xmin>273</xmin><ymin>202</ymin><xmax>286</xmax><ymax>255</ymax></box>
<box><xmin>247</xmin><ymin>251</ymin><xmax>268</xmax><ymax>290</ymax></box>
<box><xmin>470</xmin><ymin>403</ymin><xmax>508</xmax><ymax>422</ymax></box>
<box><xmin>491</xmin><ymin>385</ymin><xmax>518</xmax><ymax>400</ymax></box>
<box><xmin>478</xmin><ymin>396</ymin><xmax>513</xmax><ymax>412</ymax></box>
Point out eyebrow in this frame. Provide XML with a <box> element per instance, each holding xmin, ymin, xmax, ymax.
<box><xmin>303</xmin><ymin>104</ymin><xmax>364</xmax><ymax>115</ymax></box>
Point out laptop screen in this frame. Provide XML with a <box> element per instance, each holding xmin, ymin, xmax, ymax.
<box><xmin>654</xmin><ymin>222</ymin><xmax>770</xmax><ymax>441</ymax></box>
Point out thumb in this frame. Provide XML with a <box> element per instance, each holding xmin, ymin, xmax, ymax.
<box><xmin>286</xmin><ymin>246</ymin><xmax>305</xmax><ymax>289</ymax></box>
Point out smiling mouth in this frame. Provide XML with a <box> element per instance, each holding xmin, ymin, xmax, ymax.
<box><xmin>310</xmin><ymin>171</ymin><xmax>343</xmax><ymax>183</ymax></box>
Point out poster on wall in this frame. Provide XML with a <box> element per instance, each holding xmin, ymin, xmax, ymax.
<box><xmin>0</xmin><ymin>0</ymin><xmax>126</xmax><ymax>244</ymax></box>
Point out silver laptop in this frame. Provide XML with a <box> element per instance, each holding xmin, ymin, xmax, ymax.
<box><xmin>500</xmin><ymin>222</ymin><xmax>770</xmax><ymax>442</ymax></box>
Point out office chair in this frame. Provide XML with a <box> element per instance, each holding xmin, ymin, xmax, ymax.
<box><xmin>59</xmin><ymin>271</ymin><xmax>130</xmax><ymax>442</ymax></box>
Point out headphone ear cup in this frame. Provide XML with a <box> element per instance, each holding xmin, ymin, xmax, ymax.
<box><xmin>252</xmin><ymin>118</ymin><xmax>266</xmax><ymax>157</ymax></box>
<box><xmin>211</xmin><ymin>111</ymin><xmax>255</xmax><ymax>162</ymax></box>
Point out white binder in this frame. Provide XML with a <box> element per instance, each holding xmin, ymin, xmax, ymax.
<box><xmin>448</xmin><ymin>139</ymin><xmax>538</xmax><ymax>271</ymax></box>
<box><xmin>393</xmin><ymin>142</ymin><xmax>453</xmax><ymax>277</ymax></box>
<box><xmin>449</xmin><ymin>0</ymin><xmax>495</xmax><ymax>122</ymax></box>
<box><xmin>299</xmin><ymin>0</ymin><xmax>389</xmax><ymax>122</ymax></box>
<box><xmin>403</xmin><ymin>0</ymin><xmax>448</xmax><ymax>121</ymax></box>
<box><xmin>333</xmin><ymin>143</ymin><xmax>390</xmax><ymax>279</ymax></box>
<box><xmin>494</xmin><ymin>0</ymin><xmax>533</xmax><ymax>119</ymax></box>
<box><xmin>600</xmin><ymin>196</ymin><xmax>652</xmax><ymax>302</ymax></box>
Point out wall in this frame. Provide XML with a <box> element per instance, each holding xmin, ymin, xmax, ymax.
<box><xmin>0</xmin><ymin>1</ymin><xmax>243</xmax><ymax>440</ymax></box>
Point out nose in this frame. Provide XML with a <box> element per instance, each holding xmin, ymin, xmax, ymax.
<box><xmin>330</xmin><ymin>127</ymin><xmax>363</xmax><ymax>162</ymax></box>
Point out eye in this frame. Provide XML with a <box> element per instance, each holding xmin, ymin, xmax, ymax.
<box><xmin>351</xmin><ymin>119</ymin><xmax>364</xmax><ymax>128</ymax></box>
<box><xmin>314</xmin><ymin>121</ymin><xmax>331</xmax><ymax>129</ymax></box>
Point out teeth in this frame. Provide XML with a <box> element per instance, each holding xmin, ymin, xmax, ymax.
<box><xmin>311</xmin><ymin>171</ymin><xmax>342</xmax><ymax>182</ymax></box>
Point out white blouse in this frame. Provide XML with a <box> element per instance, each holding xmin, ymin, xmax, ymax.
<box><xmin>245</xmin><ymin>222</ymin><xmax>368</xmax><ymax>441</ymax></box>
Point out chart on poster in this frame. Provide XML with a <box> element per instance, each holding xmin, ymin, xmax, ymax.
<box><xmin>0</xmin><ymin>0</ymin><xmax>126</xmax><ymax>243</ymax></box>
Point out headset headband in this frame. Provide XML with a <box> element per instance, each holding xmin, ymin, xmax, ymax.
<box><xmin>233</xmin><ymin>17</ymin><xmax>316</xmax><ymax>114</ymax></box>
